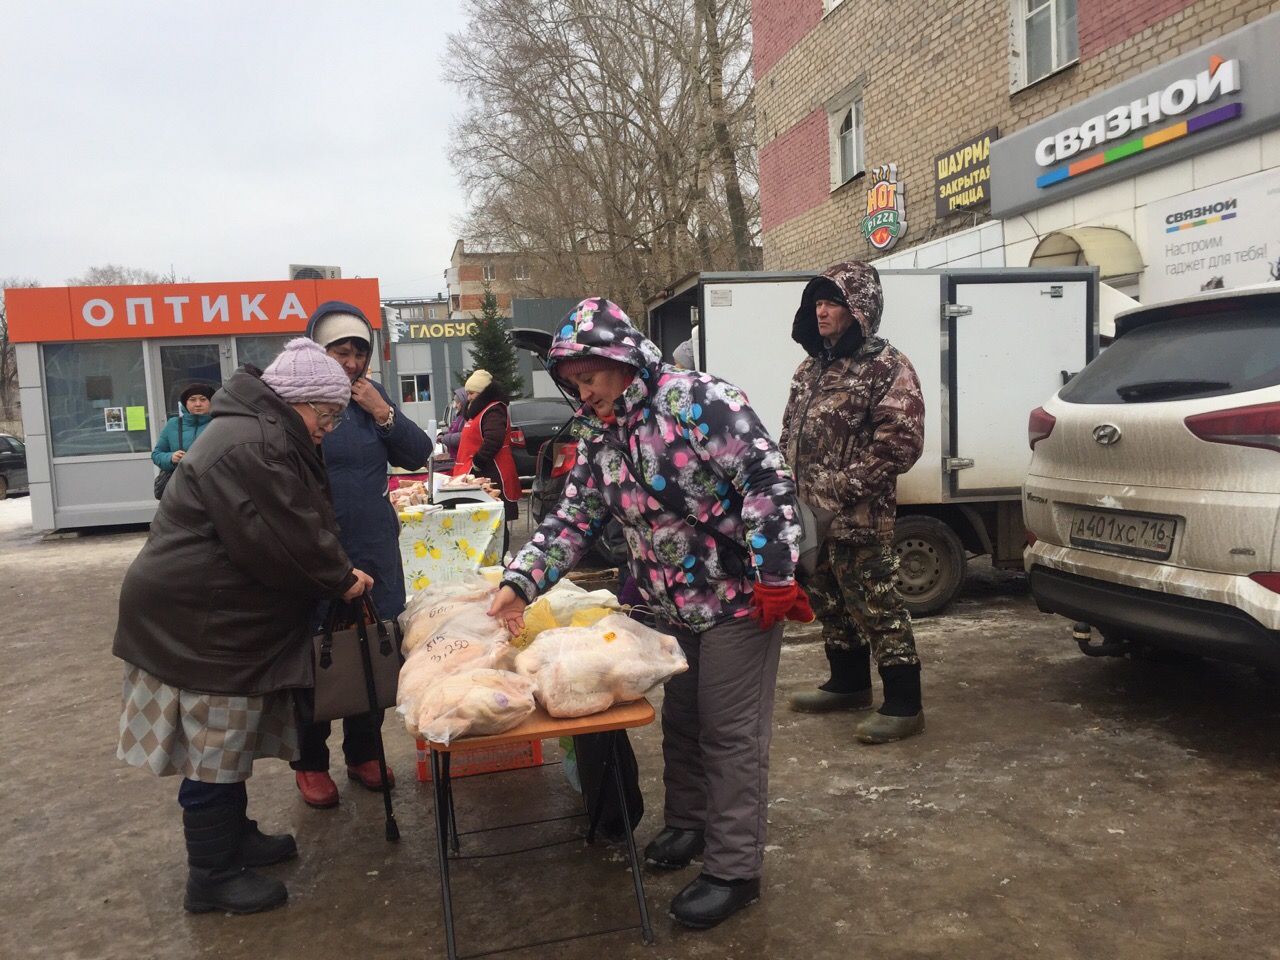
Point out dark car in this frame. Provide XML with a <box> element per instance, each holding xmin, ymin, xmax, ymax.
<box><xmin>0</xmin><ymin>434</ymin><xmax>29</xmax><ymax>499</ymax></box>
<box><xmin>508</xmin><ymin>396</ymin><xmax>575</xmax><ymax>480</ymax></box>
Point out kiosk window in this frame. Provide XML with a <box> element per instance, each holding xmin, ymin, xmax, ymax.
<box><xmin>44</xmin><ymin>342</ymin><xmax>150</xmax><ymax>457</ymax></box>
<box><xmin>399</xmin><ymin>373</ymin><xmax>431</xmax><ymax>403</ymax></box>
<box><xmin>235</xmin><ymin>336</ymin><xmax>291</xmax><ymax>373</ymax></box>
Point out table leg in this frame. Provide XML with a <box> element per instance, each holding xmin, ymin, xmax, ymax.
<box><xmin>444</xmin><ymin>753</ymin><xmax>460</xmax><ymax>855</ymax></box>
<box><xmin>609</xmin><ymin>732</ymin><xmax>654</xmax><ymax>945</ymax></box>
<box><xmin>431</xmin><ymin>749</ymin><xmax>458</xmax><ymax>960</ymax></box>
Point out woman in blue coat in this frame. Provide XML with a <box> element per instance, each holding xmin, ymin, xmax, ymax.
<box><xmin>152</xmin><ymin>382</ymin><xmax>217</xmax><ymax>475</ymax></box>
<box><xmin>291</xmin><ymin>301</ymin><xmax>434</xmax><ymax>808</ymax></box>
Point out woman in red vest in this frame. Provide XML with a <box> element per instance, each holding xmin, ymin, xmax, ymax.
<box><xmin>452</xmin><ymin>369</ymin><xmax>521</xmax><ymax>555</ymax></box>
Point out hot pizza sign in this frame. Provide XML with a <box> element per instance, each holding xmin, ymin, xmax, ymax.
<box><xmin>862</xmin><ymin>164</ymin><xmax>907</xmax><ymax>251</ymax></box>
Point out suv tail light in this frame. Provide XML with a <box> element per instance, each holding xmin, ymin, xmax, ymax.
<box><xmin>1184</xmin><ymin>402</ymin><xmax>1280</xmax><ymax>453</ymax></box>
<box><xmin>1028</xmin><ymin>406</ymin><xmax>1056</xmax><ymax>450</ymax></box>
<box><xmin>508</xmin><ymin>427</ymin><xmax>527</xmax><ymax>448</ymax></box>
<box><xmin>549</xmin><ymin>441</ymin><xmax>577</xmax><ymax>478</ymax></box>
<box><xmin>1249</xmin><ymin>572</ymin><xmax>1280</xmax><ymax>594</ymax></box>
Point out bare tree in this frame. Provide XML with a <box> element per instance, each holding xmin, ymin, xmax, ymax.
<box><xmin>447</xmin><ymin>0</ymin><xmax>758</xmax><ymax>320</ymax></box>
<box><xmin>0</xmin><ymin>278</ymin><xmax>41</xmax><ymax>422</ymax></box>
<box><xmin>67</xmin><ymin>264</ymin><xmax>180</xmax><ymax>286</ymax></box>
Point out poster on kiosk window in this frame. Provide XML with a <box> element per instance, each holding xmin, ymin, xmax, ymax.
<box><xmin>1143</xmin><ymin>168</ymin><xmax>1280</xmax><ymax>302</ymax></box>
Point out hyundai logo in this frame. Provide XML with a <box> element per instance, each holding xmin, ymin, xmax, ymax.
<box><xmin>1093</xmin><ymin>424</ymin><xmax>1122</xmax><ymax>445</ymax></box>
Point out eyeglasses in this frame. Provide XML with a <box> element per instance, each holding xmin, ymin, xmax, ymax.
<box><xmin>306</xmin><ymin>402</ymin><xmax>346</xmax><ymax>430</ymax></box>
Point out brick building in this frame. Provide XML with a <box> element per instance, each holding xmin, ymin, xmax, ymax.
<box><xmin>445</xmin><ymin>240</ymin><xmax>535</xmax><ymax>319</ymax></box>
<box><xmin>754</xmin><ymin>0</ymin><xmax>1280</xmax><ymax>313</ymax></box>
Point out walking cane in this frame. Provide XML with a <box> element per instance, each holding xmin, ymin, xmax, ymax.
<box><xmin>354</xmin><ymin>594</ymin><xmax>400</xmax><ymax>842</ymax></box>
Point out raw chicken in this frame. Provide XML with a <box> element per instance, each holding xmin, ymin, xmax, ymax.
<box><xmin>410</xmin><ymin>668</ymin><xmax>537</xmax><ymax>744</ymax></box>
<box><xmin>514</xmin><ymin>614</ymin><xmax>687</xmax><ymax>718</ymax></box>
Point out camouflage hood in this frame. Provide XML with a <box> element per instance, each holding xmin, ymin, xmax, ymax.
<box><xmin>792</xmin><ymin>261</ymin><xmax>884</xmax><ymax>358</ymax></box>
<box><xmin>548</xmin><ymin>297</ymin><xmax>663</xmax><ymax>421</ymax></box>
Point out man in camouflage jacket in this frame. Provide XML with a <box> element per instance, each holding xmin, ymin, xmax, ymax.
<box><xmin>778</xmin><ymin>261</ymin><xmax>927</xmax><ymax>743</ymax></box>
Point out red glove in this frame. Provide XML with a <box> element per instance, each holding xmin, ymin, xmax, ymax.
<box><xmin>749</xmin><ymin>581</ymin><xmax>816</xmax><ymax>631</ymax></box>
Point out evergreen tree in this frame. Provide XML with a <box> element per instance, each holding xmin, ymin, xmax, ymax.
<box><xmin>460</xmin><ymin>281</ymin><xmax>525</xmax><ymax>397</ymax></box>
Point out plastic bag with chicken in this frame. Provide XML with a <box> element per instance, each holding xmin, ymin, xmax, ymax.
<box><xmin>409</xmin><ymin>668</ymin><xmax>537</xmax><ymax>745</ymax></box>
<box><xmin>399</xmin><ymin>575</ymin><xmax>499</xmax><ymax>654</ymax></box>
<box><xmin>514</xmin><ymin>613</ymin><xmax>688</xmax><ymax>718</ymax></box>
<box><xmin>396</xmin><ymin>576</ymin><xmax>517</xmax><ymax>736</ymax></box>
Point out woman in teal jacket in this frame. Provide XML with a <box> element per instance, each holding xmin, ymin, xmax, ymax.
<box><xmin>152</xmin><ymin>382</ymin><xmax>217</xmax><ymax>472</ymax></box>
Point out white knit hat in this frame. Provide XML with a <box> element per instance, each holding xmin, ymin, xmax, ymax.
<box><xmin>464</xmin><ymin>369</ymin><xmax>493</xmax><ymax>392</ymax></box>
<box><xmin>312</xmin><ymin>312</ymin><xmax>372</xmax><ymax>349</ymax></box>
<box><xmin>261</xmin><ymin>338</ymin><xmax>352</xmax><ymax>408</ymax></box>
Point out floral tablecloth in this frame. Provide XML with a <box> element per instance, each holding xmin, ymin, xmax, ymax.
<box><xmin>399</xmin><ymin>502</ymin><xmax>504</xmax><ymax>596</ymax></box>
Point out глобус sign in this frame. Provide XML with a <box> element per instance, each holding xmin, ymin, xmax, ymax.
<box><xmin>935</xmin><ymin>128</ymin><xmax>996</xmax><ymax>217</ymax></box>
<box><xmin>990</xmin><ymin>13</ymin><xmax>1280</xmax><ymax>218</ymax></box>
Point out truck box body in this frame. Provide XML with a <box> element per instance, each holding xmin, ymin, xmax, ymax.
<box><xmin>647</xmin><ymin>268</ymin><xmax>1099</xmax><ymax>613</ymax></box>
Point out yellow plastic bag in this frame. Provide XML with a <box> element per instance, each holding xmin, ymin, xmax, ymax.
<box><xmin>511</xmin><ymin>597</ymin><xmax>559</xmax><ymax>650</ymax></box>
<box><xmin>569</xmin><ymin>607</ymin><xmax>614</xmax><ymax>628</ymax></box>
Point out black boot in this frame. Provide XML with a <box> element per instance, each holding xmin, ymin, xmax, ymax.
<box><xmin>670</xmin><ymin>874</ymin><xmax>761</xmax><ymax>928</ymax></box>
<box><xmin>183</xmin><ymin>805</ymin><xmax>288</xmax><ymax>914</ymax></box>
<box><xmin>790</xmin><ymin>645</ymin><xmax>873</xmax><ymax>713</ymax></box>
<box><xmin>644</xmin><ymin>826</ymin><xmax>705</xmax><ymax>869</ymax></box>
<box><xmin>856</xmin><ymin>663</ymin><xmax>925</xmax><ymax>743</ymax></box>
<box><xmin>232</xmin><ymin>791</ymin><xmax>297</xmax><ymax>868</ymax></box>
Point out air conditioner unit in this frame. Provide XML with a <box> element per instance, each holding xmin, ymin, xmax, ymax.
<box><xmin>289</xmin><ymin>264</ymin><xmax>342</xmax><ymax>280</ymax></box>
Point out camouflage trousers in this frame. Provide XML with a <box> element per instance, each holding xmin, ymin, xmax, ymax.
<box><xmin>805</xmin><ymin>539</ymin><xmax>920</xmax><ymax>669</ymax></box>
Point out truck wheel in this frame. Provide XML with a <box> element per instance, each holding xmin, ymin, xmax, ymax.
<box><xmin>893</xmin><ymin>516</ymin><xmax>965</xmax><ymax>617</ymax></box>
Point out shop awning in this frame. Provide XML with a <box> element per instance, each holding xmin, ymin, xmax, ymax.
<box><xmin>1029</xmin><ymin>227</ymin><xmax>1145</xmax><ymax>285</ymax></box>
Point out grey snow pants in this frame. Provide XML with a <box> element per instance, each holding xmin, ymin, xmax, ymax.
<box><xmin>659</xmin><ymin>615</ymin><xmax>784</xmax><ymax>880</ymax></box>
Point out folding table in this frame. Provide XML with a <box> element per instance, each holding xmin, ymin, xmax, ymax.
<box><xmin>424</xmin><ymin>699</ymin><xmax>657</xmax><ymax>960</ymax></box>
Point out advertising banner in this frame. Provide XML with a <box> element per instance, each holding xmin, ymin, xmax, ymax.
<box><xmin>1142</xmin><ymin>168</ymin><xmax>1280</xmax><ymax>302</ymax></box>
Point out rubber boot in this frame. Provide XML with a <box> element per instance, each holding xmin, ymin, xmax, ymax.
<box><xmin>790</xmin><ymin>645</ymin><xmax>874</xmax><ymax>713</ymax></box>
<box><xmin>233</xmin><ymin>791</ymin><xmax>297</xmax><ymax>868</ymax></box>
<box><xmin>183</xmin><ymin>805</ymin><xmax>288</xmax><ymax>914</ymax></box>
<box><xmin>855</xmin><ymin>663</ymin><xmax>925</xmax><ymax>743</ymax></box>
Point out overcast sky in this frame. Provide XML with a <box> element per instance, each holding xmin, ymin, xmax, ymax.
<box><xmin>0</xmin><ymin>2</ymin><xmax>470</xmax><ymax>299</ymax></box>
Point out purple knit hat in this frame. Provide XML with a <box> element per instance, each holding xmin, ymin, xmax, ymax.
<box><xmin>261</xmin><ymin>337</ymin><xmax>351</xmax><ymax>408</ymax></box>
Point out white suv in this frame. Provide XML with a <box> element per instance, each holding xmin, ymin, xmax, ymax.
<box><xmin>1023</xmin><ymin>285</ymin><xmax>1280</xmax><ymax>668</ymax></box>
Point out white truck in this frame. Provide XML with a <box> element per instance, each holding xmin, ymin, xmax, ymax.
<box><xmin>645</xmin><ymin>267</ymin><xmax>1100</xmax><ymax>615</ymax></box>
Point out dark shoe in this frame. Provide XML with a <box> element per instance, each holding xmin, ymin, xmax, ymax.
<box><xmin>644</xmin><ymin>826</ymin><xmax>705</xmax><ymax>869</ymax></box>
<box><xmin>183</xmin><ymin>805</ymin><xmax>287</xmax><ymax>915</ymax></box>
<box><xmin>346</xmin><ymin>761</ymin><xmax>395</xmax><ymax>791</ymax></box>
<box><xmin>239</xmin><ymin>820</ymin><xmax>298</xmax><ymax>868</ymax></box>
<box><xmin>670</xmin><ymin>874</ymin><xmax>760</xmax><ymax>929</ymax></box>
<box><xmin>855</xmin><ymin>710</ymin><xmax>925</xmax><ymax>744</ymax></box>
<box><xmin>185</xmin><ymin>866</ymin><xmax>288</xmax><ymax>914</ymax></box>
<box><xmin>789</xmin><ymin>687</ymin><xmax>874</xmax><ymax>713</ymax></box>
<box><xmin>295</xmin><ymin>771</ymin><xmax>339</xmax><ymax>808</ymax></box>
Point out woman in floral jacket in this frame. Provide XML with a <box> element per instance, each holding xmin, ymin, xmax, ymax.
<box><xmin>489</xmin><ymin>298</ymin><xmax>813</xmax><ymax>929</ymax></box>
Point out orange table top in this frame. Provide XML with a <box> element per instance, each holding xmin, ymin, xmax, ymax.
<box><xmin>424</xmin><ymin>698</ymin><xmax>655</xmax><ymax>753</ymax></box>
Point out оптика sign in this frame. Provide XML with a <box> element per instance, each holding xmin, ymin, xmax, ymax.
<box><xmin>990</xmin><ymin>12</ymin><xmax>1280</xmax><ymax>218</ymax></box>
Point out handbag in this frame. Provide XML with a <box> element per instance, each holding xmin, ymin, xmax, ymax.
<box><xmin>153</xmin><ymin>417</ymin><xmax>184</xmax><ymax>500</ymax></box>
<box><xmin>795</xmin><ymin>497</ymin><xmax>837</xmax><ymax>582</ymax></box>
<box><xmin>305</xmin><ymin>595</ymin><xmax>404</xmax><ymax>724</ymax></box>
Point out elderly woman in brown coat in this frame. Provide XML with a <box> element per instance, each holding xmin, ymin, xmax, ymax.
<box><xmin>114</xmin><ymin>338</ymin><xmax>373</xmax><ymax>916</ymax></box>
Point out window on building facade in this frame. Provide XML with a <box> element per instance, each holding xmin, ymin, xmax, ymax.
<box><xmin>515</xmin><ymin>262</ymin><xmax>530</xmax><ymax>280</ymax></box>
<box><xmin>43</xmin><ymin>342</ymin><xmax>150</xmax><ymax>457</ymax></box>
<box><xmin>399</xmin><ymin>373</ymin><xmax>431</xmax><ymax>404</ymax></box>
<box><xmin>428</xmin><ymin>307</ymin><xmax>438</xmax><ymax>320</ymax></box>
<box><xmin>1013</xmin><ymin>0</ymin><xmax>1078</xmax><ymax>89</ymax></box>
<box><xmin>828</xmin><ymin>97</ymin><xmax>864</xmax><ymax>190</ymax></box>
<box><xmin>483</xmin><ymin>262</ymin><xmax>496</xmax><ymax>281</ymax></box>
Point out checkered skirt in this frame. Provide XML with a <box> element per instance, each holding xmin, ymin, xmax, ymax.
<box><xmin>116</xmin><ymin>664</ymin><xmax>299</xmax><ymax>783</ymax></box>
